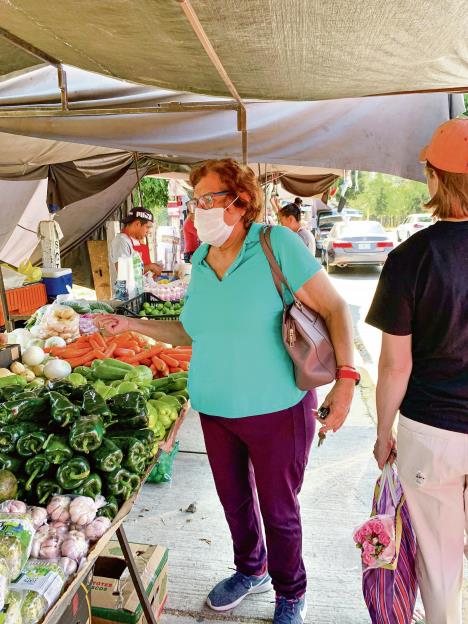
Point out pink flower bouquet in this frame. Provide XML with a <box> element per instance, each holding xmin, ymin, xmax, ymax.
<box><xmin>353</xmin><ymin>514</ymin><xmax>396</xmax><ymax>569</ymax></box>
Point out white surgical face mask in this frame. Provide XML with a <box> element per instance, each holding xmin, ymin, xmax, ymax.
<box><xmin>194</xmin><ymin>198</ymin><xmax>239</xmax><ymax>247</ymax></box>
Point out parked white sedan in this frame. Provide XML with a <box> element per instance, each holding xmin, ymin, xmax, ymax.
<box><xmin>396</xmin><ymin>214</ymin><xmax>433</xmax><ymax>241</ymax></box>
<box><xmin>322</xmin><ymin>221</ymin><xmax>393</xmax><ymax>273</ymax></box>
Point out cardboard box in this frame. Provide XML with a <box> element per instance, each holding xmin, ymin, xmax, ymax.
<box><xmin>91</xmin><ymin>542</ymin><xmax>168</xmax><ymax>624</ymax></box>
<box><xmin>0</xmin><ymin>344</ymin><xmax>21</xmax><ymax>368</ymax></box>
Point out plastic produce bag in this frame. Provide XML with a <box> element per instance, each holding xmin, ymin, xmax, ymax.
<box><xmin>36</xmin><ymin>303</ymin><xmax>79</xmax><ymax>343</ymax></box>
<box><xmin>0</xmin><ymin>557</ymin><xmax>8</xmax><ymax>611</ymax></box>
<box><xmin>147</xmin><ymin>441</ymin><xmax>180</xmax><ymax>484</ymax></box>
<box><xmin>0</xmin><ymin>267</ymin><xmax>25</xmax><ymax>291</ymax></box>
<box><xmin>358</xmin><ymin>464</ymin><xmax>418</xmax><ymax>624</ymax></box>
<box><xmin>9</xmin><ymin>559</ymin><xmax>65</xmax><ymax>624</ymax></box>
<box><xmin>0</xmin><ymin>514</ymin><xmax>35</xmax><ymax>581</ymax></box>
<box><xmin>0</xmin><ymin>589</ymin><xmax>22</xmax><ymax>623</ymax></box>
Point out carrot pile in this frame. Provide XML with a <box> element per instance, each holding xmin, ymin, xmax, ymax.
<box><xmin>44</xmin><ymin>331</ymin><xmax>192</xmax><ymax>377</ymax></box>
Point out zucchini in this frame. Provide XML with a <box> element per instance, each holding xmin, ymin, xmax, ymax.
<box><xmin>89</xmin><ymin>301</ymin><xmax>114</xmax><ymax>313</ymax></box>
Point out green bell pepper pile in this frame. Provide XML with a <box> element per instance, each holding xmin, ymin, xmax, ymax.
<box><xmin>17</xmin><ymin>430</ymin><xmax>48</xmax><ymax>457</ymax></box>
<box><xmin>25</xmin><ymin>454</ymin><xmax>51</xmax><ymax>491</ymax></box>
<box><xmin>43</xmin><ymin>435</ymin><xmax>73</xmax><ymax>465</ymax></box>
<box><xmin>56</xmin><ymin>456</ymin><xmax>91</xmax><ymax>490</ymax></box>
<box><xmin>48</xmin><ymin>391</ymin><xmax>80</xmax><ymax>428</ymax></box>
<box><xmin>0</xmin><ymin>362</ymin><xmax>188</xmax><ymax>508</ymax></box>
<box><xmin>76</xmin><ymin>473</ymin><xmax>102</xmax><ymax>498</ymax></box>
<box><xmin>92</xmin><ymin>439</ymin><xmax>123</xmax><ymax>473</ymax></box>
<box><xmin>69</xmin><ymin>415</ymin><xmax>105</xmax><ymax>453</ymax></box>
<box><xmin>97</xmin><ymin>496</ymin><xmax>119</xmax><ymax>520</ymax></box>
<box><xmin>0</xmin><ymin>422</ymin><xmax>38</xmax><ymax>453</ymax></box>
<box><xmin>0</xmin><ymin>452</ymin><xmax>22</xmax><ymax>472</ymax></box>
<box><xmin>36</xmin><ymin>479</ymin><xmax>63</xmax><ymax>504</ymax></box>
<box><xmin>109</xmin><ymin>437</ymin><xmax>147</xmax><ymax>475</ymax></box>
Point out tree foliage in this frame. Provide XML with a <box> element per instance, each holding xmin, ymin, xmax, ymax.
<box><xmin>334</xmin><ymin>171</ymin><xmax>429</xmax><ymax>224</ymax></box>
<box><xmin>132</xmin><ymin>177</ymin><xmax>169</xmax><ymax>226</ymax></box>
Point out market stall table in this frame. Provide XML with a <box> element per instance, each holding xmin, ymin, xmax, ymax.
<box><xmin>42</xmin><ymin>403</ymin><xmax>189</xmax><ymax>624</ymax></box>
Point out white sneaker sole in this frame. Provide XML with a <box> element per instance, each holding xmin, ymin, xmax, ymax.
<box><xmin>206</xmin><ymin>578</ymin><xmax>273</xmax><ymax>612</ymax></box>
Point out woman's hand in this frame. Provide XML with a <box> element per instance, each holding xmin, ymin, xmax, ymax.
<box><xmin>373</xmin><ymin>432</ymin><xmax>397</xmax><ymax>470</ymax></box>
<box><xmin>316</xmin><ymin>378</ymin><xmax>355</xmax><ymax>433</ymax></box>
<box><xmin>94</xmin><ymin>314</ymin><xmax>132</xmax><ymax>336</ymax></box>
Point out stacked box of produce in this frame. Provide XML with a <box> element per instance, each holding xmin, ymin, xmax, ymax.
<box><xmin>139</xmin><ymin>300</ymin><xmax>184</xmax><ymax>319</ymax></box>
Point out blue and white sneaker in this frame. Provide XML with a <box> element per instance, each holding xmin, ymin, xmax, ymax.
<box><xmin>206</xmin><ymin>570</ymin><xmax>272</xmax><ymax>611</ymax></box>
<box><xmin>273</xmin><ymin>596</ymin><xmax>307</xmax><ymax>623</ymax></box>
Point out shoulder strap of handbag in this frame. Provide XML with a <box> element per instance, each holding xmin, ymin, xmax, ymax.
<box><xmin>259</xmin><ymin>226</ymin><xmax>300</xmax><ymax>308</ymax></box>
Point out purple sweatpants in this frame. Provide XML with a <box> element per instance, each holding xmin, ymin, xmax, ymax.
<box><xmin>200</xmin><ymin>391</ymin><xmax>317</xmax><ymax>599</ymax></box>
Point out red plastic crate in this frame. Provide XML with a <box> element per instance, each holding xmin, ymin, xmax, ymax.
<box><xmin>0</xmin><ymin>282</ymin><xmax>47</xmax><ymax>325</ymax></box>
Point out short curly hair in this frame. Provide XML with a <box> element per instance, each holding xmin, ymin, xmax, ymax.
<box><xmin>189</xmin><ymin>159</ymin><xmax>263</xmax><ymax>227</ymax></box>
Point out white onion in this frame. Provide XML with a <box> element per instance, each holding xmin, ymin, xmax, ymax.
<box><xmin>22</xmin><ymin>346</ymin><xmax>46</xmax><ymax>367</ymax></box>
<box><xmin>44</xmin><ymin>358</ymin><xmax>72</xmax><ymax>380</ymax></box>
<box><xmin>45</xmin><ymin>336</ymin><xmax>67</xmax><ymax>349</ymax></box>
<box><xmin>7</xmin><ymin>328</ymin><xmax>32</xmax><ymax>350</ymax></box>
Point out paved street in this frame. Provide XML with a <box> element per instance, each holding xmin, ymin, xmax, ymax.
<box><xmin>124</xmin><ymin>265</ymin><xmax>467</xmax><ymax>623</ymax></box>
<box><xmin>328</xmin><ymin>266</ymin><xmax>382</xmax><ymax>383</ymax></box>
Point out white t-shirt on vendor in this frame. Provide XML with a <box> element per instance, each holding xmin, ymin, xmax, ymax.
<box><xmin>110</xmin><ymin>233</ymin><xmax>139</xmax><ymax>263</ymax></box>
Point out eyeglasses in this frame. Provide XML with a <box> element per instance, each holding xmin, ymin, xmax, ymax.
<box><xmin>186</xmin><ymin>191</ymin><xmax>231</xmax><ymax>211</ymax></box>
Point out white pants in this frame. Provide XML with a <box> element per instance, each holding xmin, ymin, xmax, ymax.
<box><xmin>397</xmin><ymin>415</ymin><xmax>468</xmax><ymax>624</ymax></box>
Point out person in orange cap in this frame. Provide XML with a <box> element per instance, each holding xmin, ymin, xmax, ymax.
<box><xmin>367</xmin><ymin>117</ymin><xmax>468</xmax><ymax>623</ymax></box>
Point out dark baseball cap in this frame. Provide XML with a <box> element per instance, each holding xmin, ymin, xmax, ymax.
<box><xmin>123</xmin><ymin>207</ymin><xmax>154</xmax><ymax>224</ymax></box>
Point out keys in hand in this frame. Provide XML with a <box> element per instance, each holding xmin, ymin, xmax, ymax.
<box><xmin>316</xmin><ymin>406</ymin><xmax>330</xmax><ymax>448</ymax></box>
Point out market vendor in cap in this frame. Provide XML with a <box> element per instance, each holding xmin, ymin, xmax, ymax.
<box><xmin>110</xmin><ymin>207</ymin><xmax>163</xmax><ymax>278</ymax></box>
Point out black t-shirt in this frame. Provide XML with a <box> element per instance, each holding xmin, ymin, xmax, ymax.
<box><xmin>366</xmin><ymin>221</ymin><xmax>468</xmax><ymax>433</ymax></box>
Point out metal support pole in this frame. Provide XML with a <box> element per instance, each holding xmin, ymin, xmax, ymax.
<box><xmin>0</xmin><ymin>267</ymin><xmax>13</xmax><ymax>332</ymax></box>
<box><xmin>178</xmin><ymin>0</ymin><xmax>248</xmax><ymax>164</ymax></box>
<box><xmin>237</xmin><ymin>105</ymin><xmax>248</xmax><ymax>165</ymax></box>
<box><xmin>0</xmin><ymin>101</ymin><xmax>239</xmax><ymax>117</ymax></box>
<box><xmin>116</xmin><ymin>526</ymin><xmax>158</xmax><ymax>624</ymax></box>
<box><xmin>57</xmin><ymin>65</ymin><xmax>69</xmax><ymax>111</ymax></box>
<box><xmin>0</xmin><ymin>27</ymin><xmax>69</xmax><ymax>114</ymax></box>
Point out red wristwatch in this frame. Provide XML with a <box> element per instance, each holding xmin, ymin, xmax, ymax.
<box><xmin>335</xmin><ymin>367</ymin><xmax>361</xmax><ymax>385</ymax></box>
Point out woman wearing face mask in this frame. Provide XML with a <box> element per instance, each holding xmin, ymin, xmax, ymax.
<box><xmin>97</xmin><ymin>159</ymin><xmax>356</xmax><ymax>624</ymax></box>
<box><xmin>367</xmin><ymin>118</ymin><xmax>468</xmax><ymax>624</ymax></box>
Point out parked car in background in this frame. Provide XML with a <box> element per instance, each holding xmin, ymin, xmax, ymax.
<box><xmin>396</xmin><ymin>213</ymin><xmax>433</xmax><ymax>241</ymax></box>
<box><xmin>314</xmin><ymin>212</ymin><xmax>362</xmax><ymax>256</ymax></box>
<box><xmin>322</xmin><ymin>220</ymin><xmax>393</xmax><ymax>273</ymax></box>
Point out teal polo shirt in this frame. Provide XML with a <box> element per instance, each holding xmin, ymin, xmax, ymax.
<box><xmin>180</xmin><ymin>223</ymin><xmax>322</xmax><ymax>418</ymax></box>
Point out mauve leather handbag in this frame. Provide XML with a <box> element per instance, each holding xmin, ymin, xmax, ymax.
<box><xmin>260</xmin><ymin>226</ymin><xmax>336</xmax><ymax>389</ymax></box>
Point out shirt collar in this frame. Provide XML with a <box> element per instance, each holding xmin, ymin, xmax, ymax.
<box><xmin>193</xmin><ymin>223</ymin><xmax>263</xmax><ymax>268</ymax></box>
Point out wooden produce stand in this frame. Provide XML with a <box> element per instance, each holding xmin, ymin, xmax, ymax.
<box><xmin>43</xmin><ymin>403</ymin><xmax>190</xmax><ymax>624</ymax></box>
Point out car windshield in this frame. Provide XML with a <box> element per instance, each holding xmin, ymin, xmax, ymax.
<box><xmin>319</xmin><ymin>216</ymin><xmax>343</xmax><ymax>226</ymax></box>
<box><xmin>414</xmin><ymin>215</ymin><xmax>432</xmax><ymax>222</ymax></box>
<box><xmin>338</xmin><ymin>222</ymin><xmax>386</xmax><ymax>237</ymax></box>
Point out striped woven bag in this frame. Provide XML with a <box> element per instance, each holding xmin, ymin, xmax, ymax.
<box><xmin>362</xmin><ymin>464</ymin><xmax>418</xmax><ymax>624</ymax></box>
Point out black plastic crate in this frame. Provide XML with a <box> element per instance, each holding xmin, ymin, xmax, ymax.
<box><xmin>115</xmin><ymin>292</ymin><xmax>182</xmax><ymax>320</ymax></box>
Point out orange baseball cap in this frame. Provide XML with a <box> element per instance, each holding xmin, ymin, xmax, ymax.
<box><xmin>419</xmin><ymin>118</ymin><xmax>468</xmax><ymax>174</ymax></box>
